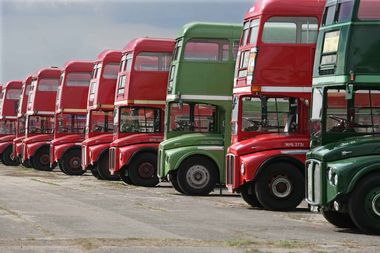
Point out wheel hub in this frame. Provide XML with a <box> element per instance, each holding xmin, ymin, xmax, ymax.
<box><xmin>271</xmin><ymin>176</ymin><xmax>292</xmax><ymax>198</ymax></box>
<box><xmin>69</xmin><ymin>157</ymin><xmax>80</xmax><ymax>169</ymax></box>
<box><xmin>186</xmin><ymin>165</ymin><xmax>209</xmax><ymax>189</ymax></box>
<box><xmin>40</xmin><ymin>154</ymin><xmax>49</xmax><ymax>165</ymax></box>
<box><xmin>138</xmin><ymin>162</ymin><xmax>155</xmax><ymax>179</ymax></box>
<box><xmin>371</xmin><ymin>193</ymin><xmax>380</xmax><ymax>217</ymax></box>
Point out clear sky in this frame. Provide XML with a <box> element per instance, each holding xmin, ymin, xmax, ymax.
<box><xmin>0</xmin><ymin>0</ymin><xmax>251</xmax><ymax>84</ymax></box>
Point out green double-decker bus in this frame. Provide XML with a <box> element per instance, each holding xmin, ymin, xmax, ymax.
<box><xmin>158</xmin><ymin>22</ymin><xmax>242</xmax><ymax>195</ymax></box>
<box><xmin>306</xmin><ymin>0</ymin><xmax>380</xmax><ymax>234</ymax></box>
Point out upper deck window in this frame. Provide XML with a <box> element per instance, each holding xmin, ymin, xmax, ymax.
<box><xmin>358</xmin><ymin>0</ymin><xmax>380</xmax><ymax>20</ymax></box>
<box><xmin>184</xmin><ymin>39</ymin><xmax>229</xmax><ymax>62</ymax></box>
<box><xmin>66</xmin><ymin>72</ymin><xmax>92</xmax><ymax>87</ymax></box>
<box><xmin>263</xmin><ymin>17</ymin><xmax>318</xmax><ymax>44</ymax></box>
<box><xmin>102</xmin><ymin>63</ymin><xmax>119</xmax><ymax>79</ymax></box>
<box><xmin>6</xmin><ymin>89</ymin><xmax>21</xmax><ymax>100</ymax></box>
<box><xmin>120</xmin><ymin>54</ymin><xmax>133</xmax><ymax>72</ymax></box>
<box><xmin>117</xmin><ymin>75</ymin><xmax>126</xmax><ymax>96</ymax></box>
<box><xmin>241</xmin><ymin>21</ymin><xmax>250</xmax><ymax>46</ymax></box>
<box><xmin>0</xmin><ymin>91</ymin><xmax>4</xmax><ymax>99</ymax></box>
<box><xmin>134</xmin><ymin>52</ymin><xmax>172</xmax><ymax>72</ymax></box>
<box><xmin>323</xmin><ymin>0</ymin><xmax>355</xmax><ymax>26</ymax></box>
<box><xmin>38</xmin><ymin>78</ymin><xmax>59</xmax><ymax>91</ymax></box>
<box><xmin>92</xmin><ymin>64</ymin><xmax>102</xmax><ymax>79</ymax></box>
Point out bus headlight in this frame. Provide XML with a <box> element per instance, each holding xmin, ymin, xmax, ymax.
<box><xmin>327</xmin><ymin>167</ymin><xmax>338</xmax><ymax>186</ymax></box>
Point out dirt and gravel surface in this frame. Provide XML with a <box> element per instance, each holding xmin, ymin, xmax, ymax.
<box><xmin>0</xmin><ymin>164</ymin><xmax>378</xmax><ymax>253</ymax></box>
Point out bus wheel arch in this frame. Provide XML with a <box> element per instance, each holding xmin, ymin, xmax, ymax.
<box><xmin>254</xmin><ymin>156</ymin><xmax>305</xmax><ymax>211</ymax></box>
<box><xmin>176</xmin><ymin>154</ymin><xmax>219</xmax><ymax>196</ymax></box>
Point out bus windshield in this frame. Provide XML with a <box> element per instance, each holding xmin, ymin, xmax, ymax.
<box><xmin>0</xmin><ymin>120</ymin><xmax>16</xmax><ymax>135</ymax></box>
<box><xmin>56</xmin><ymin>113</ymin><xmax>86</xmax><ymax>134</ymax></box>
<box><xmin>18</xmin><ymin>116</ymin><xmax>26</xmax><ymax>135</ymax></box>
<box><xmin>324</xmin><ymin>88</ymin><xmax>380</xmax><ymax>134</ymax></box>
<box><xmin>28</xmin><ymin>115</ymin><xmax>54</xmax><ymax>134</ymax></box>
<box><xmin>240</xmin><ymin>96</ymin><xmax>298</xmax><ymax>133</ymax></box>
<box><xmin>169</xmin><ymin>102</ymin><xmax>217</xmax><ymax>133</ymax></box>
<box><xmin>89</xmin><ymin>110</ymin><xmax>114</xmax><ymax>133</ymax></box>
<box><xmin>119</xmin><ymin>107</ymin><xmax>161</xmax><ymax>133</ymax></box>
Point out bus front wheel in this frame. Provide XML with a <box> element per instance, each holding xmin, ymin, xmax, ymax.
<box><xmin>2</xmin><ymin>146</ymin><xmax>20</xmax><ymax>166</ymax></box>
<box><xmin>240</xmin><ymin>182</ymin><xmax>262</xmax><ymax>208</ymax></box>
<box><xmin>60</xmin><ymin>149</ymin><xmax>85</xmax><ymax>176</ymax></box>
<box><xmin>32</xmin><ymin>146</ymin><xmax>52</xmax><ymax>171</ymax></box>
<box><xmin>349</xmin><ymin>173</ymin><xmax>380</xmax><ymax>235</ymax></box>
<box><xmin>177</xmin><ymin>157</ymin><xmax>217</xmax><ymax>196</ymax></box>
<box><xmin>96</xmin><ymin>151</ymin><xmax>119</xmax><ymax>181</ymax></box>
<box><xmin>255</xmin><ymin>162</ymin><xmax>304</xmax><ymax>211</ymax></box>
<box><xmin>321</xmin><ymin>210</ymin><xmax>356</xmax><ymax>229</ymax></box>
<box><xmin>128</xmin><ymin>153</ymin><xmax>159</xmax><ymax>187</ymax></box>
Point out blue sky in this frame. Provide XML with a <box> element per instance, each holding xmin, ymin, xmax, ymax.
<box><xmin>0</xmin><ymin>0</ymin><xmax>251</xmax><ymax>84</ymax></box>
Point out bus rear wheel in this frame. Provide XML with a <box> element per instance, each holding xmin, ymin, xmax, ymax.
<box><xmin>60</xmin><ymin>149</ymin><xmax>85</xmax><ymax>176</ymax></box>
<box><xmin>255</xmin><ymin>162</ymin><xmax>304</xmax><ymax>211</ymax></box>
<box><xmin>177</xmin><ymin>157</ymin><xmax>217</xmax><ymax>196</ymax></box>
<box><xmin>32</xmin><ymin>146</ymin><xmax>52</xmax><ymax>171</ymax></box>
<box><xmin>321</xmin><ymin>210</ymin><xmax>356</xmax><ymax>229</ymax></box>
<box><xmin>240</xmin><ymin>182</ymin><xmax>262</xmax><ymax>208</ymax></box>
<box><xmin>349</xmin><ymin>174</ymin><xmax>380</xmax><ymax>235</ymax></box>
<box><xmin>96</xmin><ymin>151</ymin><xmax>119</xmax><ymax>181</ymax></box>
<box><xmin>128</xmin><ymin>153</ymin><xmax>159</xmax><ymax>187</ymax></box>
<box><xmin>2</xmin><ymin>146</ymin><xmax>20</xmax><ymax>166</ymax></box>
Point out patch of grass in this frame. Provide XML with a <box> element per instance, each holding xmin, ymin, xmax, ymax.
<box><xmin>276</xmin><ymin>240</ymin><xmax>310</xmax><ymax>248</ymax></box>
<box><xmin>245</xmin><ymin>249</ymin><xmax>272</xmax><ymax>253</ymax></box>
<box><xmin>226</xmin><ymin>239</ymin><xmax>256</xmax><ymax>247</ymax></box>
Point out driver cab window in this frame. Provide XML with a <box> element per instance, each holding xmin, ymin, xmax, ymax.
<box><xmin>242</xmin><ymin>97</ymin><xmax>298</xmax><ymax>133</ymax></box>
<box><xmin>326</xmin><ymin>89</ymin><xmax>347</xmax><ymax>132</ymax></box>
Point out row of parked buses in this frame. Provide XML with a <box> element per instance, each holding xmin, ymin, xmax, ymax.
<box><xmin>0</xmin><ymin>0</ymin><xmax>379</xmax><ymax>234</ymax></box>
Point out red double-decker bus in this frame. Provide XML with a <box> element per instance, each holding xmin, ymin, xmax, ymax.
<box><xmin>21</xmin><ymin>67</ymin><xmax>61</xmax><ymax>170</ymax></box>
<box><xmin>81</xmin><ymin>50</ymin><xmax>121</xmax><ymax>180</ymax></box>
<box><xmin>11</xmin><ymin>75</ymin><xmax>33</xmax><ymax>166</ymax></box>
<box><xmin>226</xmin><ymin>0</ymin><xmax>325</xmax><ymax>211</ymax></box>
<box><xmin>0</xmin><ymin>81</ymin><xmax>22</xmax><ymax>165</ymax></box>
<box><xmin>50</xmin><ymin>61</ymin><xmax>93</xmax><ymax>175</ymax></box>
<box><xmin>109</xmin><ymin>38</ymin><xmax>175</xmax><ymax>187</ymax></box>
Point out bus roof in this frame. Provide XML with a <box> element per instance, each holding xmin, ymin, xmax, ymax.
<box><xmin>245</xmin><ymin>0</ymin><xmax>325</xmax><ymax>19</ymax></box>
<box><xmin>33</xmin><ymin>67</ymin><xmax>61</xmax><ymax>79</ymax></box>
<box><xmin>4</xmin><ymin>80</ymin><xmax>23</xmax><ymax>90</ymax></box>
<box><xmin>180</xmin><ymin>22</ymin><xmax>242</xmax><ymax>39</ymax></box>
<box><xmin>96</xmin><ymin>49</ymin><xmax>122</xmax><ymax>62</ymax></box>
<box><xmin>122</xmin><ymin>38</ymin><xmax>175</xmax><ymax>54</ymax></box>
<box><xmin>63</xmin><ymin>60</ymin><xmax>94</xmax><ymax>72</ymax></box>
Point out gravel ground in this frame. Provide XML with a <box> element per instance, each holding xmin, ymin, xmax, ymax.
<box><xmin>0</xmin><ymin>165</ymin><xmax>378</xmax><ymax>253</ymax></box>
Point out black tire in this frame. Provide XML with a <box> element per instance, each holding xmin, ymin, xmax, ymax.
<box><xmin>176</xmin><ymin>156</ymin><xmax>218</xmax><ymax>196</ymax></box>
<box><xmin>60</xmin><ymin>149</ymin><xmax>85</xmax><ymax>176</ymax></box>
<box><xmin>322</xmin><ymin>210</ymin><xmax>356</xmax><ymax>229</ymax></box>
<box><xmin>2</xmin><ymin>146</ymin><xmax>20</xmax><ymax>166</ymax></box>
<box><xmin>255</xmin><ymin>162</ymin><xmax>304</xmax><ymax>211</ymax></box>
<box><xmin>22</xmin><ymin>158</ymin><xmax>33</xmax><ymax>168</ymax></box>
<box><xmin>128</xmin><ymin>153</ymin><xmax>159</xmax><ymax>187</ymax></box>
<box><xmin>169</xmin><ymin>172</ymin><xmax>184</xmax><ymax>194</ymax></box>
<box><xmin>89</xmin><ymin>166</ymin><xmax>101</xmax><ymax>179</ymax></box>
<box><xmin>32</xmin><ymin>146</ymin><xmax>52</xmax><ymax>171</ymax></box>
<box><xmin>240</xmin><ymin>182</ymin><xmax>263</xmax><ymax>208</ymax></box>
<box><xmin>348</xmin><ymin>173</ymin><xmax>380</xmax><ymax>234</ymax></box>
<box><xmin>119</xmin><ymin>166</ymin><xmax>133</xmax><ymax>185</ymax></box>
<box><xmin>96</xmin><ymin>151</ymin><xmax>119</xmax><ymax>181</ymax></box>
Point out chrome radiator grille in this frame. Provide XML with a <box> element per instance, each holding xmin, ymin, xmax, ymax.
<box><xmin>109</xmin><ymin>147</ymin><xmax>116</xmax><ymax>171</ymax></box>
<box><xmin>306</xmin><ymin>160</ymin><xmax>321</xmax><ymax>204</ymax></box>
<box><xmin>226</xmin><ymin>154</ymin><xmax>235</xmax><ymax>186</ymax></box>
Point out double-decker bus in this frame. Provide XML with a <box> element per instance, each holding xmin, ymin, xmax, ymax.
<box><xmin>226</xmin><ymin>0</ymin><xmax>324</xmax><ymax>211</ymax></box>
<box><xmin>306</xmin><ymin>0</ymin><xmax>380</xmax><ymax>234</ymax></box>
<box><xmin>50</xmin><ymin>61</ymin><xmax>93</xmax><ymax>175</ymax></box>
<box><xmin>0</xmin><ymin>81</ymin><xmax>22</xmax><ymax>165</ymax></box>
<box><xmin>109</xmin><ymin>38</ymin><xmax>175</xmax><ymax>187</ymax></box>
<box><xmin>81</xmin><ymin>50</ymin><xmax>121</xmax><ymax>180</ymax></box>
<box><xmin>158</xmin><ymin>23</ymin><xmax>242</xmax><ymax>195</ymax></box>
